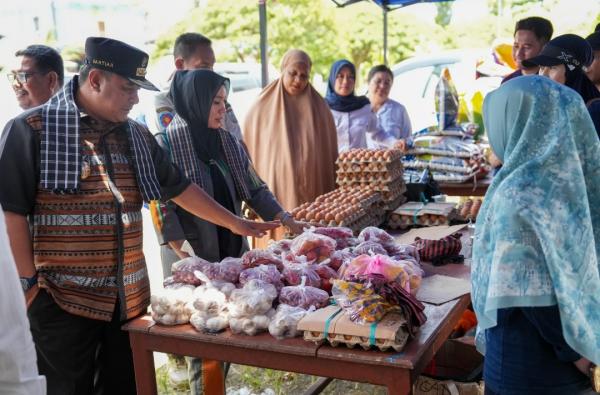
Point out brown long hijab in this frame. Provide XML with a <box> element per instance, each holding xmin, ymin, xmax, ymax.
<box><xmin>243</xmin><ymin>49</ymin><xmax>338</xmax><ymax>244</ymax></box>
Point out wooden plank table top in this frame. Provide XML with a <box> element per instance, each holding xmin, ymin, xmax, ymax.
<box><xmin>124</xmin><ymin>230</ymin><xmax>474</xmax><ymax>395</ymax></box>
<box><xmin>438</xmin><ymin>175</ymin><xmax>492</xmax><ymax>197</ymax></box>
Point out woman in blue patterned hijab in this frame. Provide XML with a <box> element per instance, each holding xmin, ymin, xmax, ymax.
<box><xmin>473</xmin><ymin>75</ymin><xmax>600</xmax><ymax>394</ymax></box>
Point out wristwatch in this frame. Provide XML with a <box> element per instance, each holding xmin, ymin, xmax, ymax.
<box><xmin>20</xmin><ymin>274</ymin><xmax>38</xmax><ymax>292</ymax></box>
<box><xmin>590</xmin><ymin>362</ymin><xmax>600</xmax><ymax>393</ymax></box>
<box><xmin>280</xmin><ymin>211</ymin><xmax>293</xmax><ymax>226</ymax></box>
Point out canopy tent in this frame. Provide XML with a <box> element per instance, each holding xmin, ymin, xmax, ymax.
<box><xmin>258</xmin><ymin>0</ymin><xmax>454</xmax><ymax>87</ymax></box>
<box><xmin>330</xmin><ymin>0</ymin><xmax>454</xmax><ymax>64</ymax></box>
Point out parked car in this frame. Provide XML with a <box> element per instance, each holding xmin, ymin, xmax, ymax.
<box><xmin>389</xmin><ymin>49</ymin><xmax>505</xmax><ymax>132</ymax></box>
<box><xmin>132</xmin><ymin>56</ymin><xmax>278</xmax><ymax>129</ymax></box>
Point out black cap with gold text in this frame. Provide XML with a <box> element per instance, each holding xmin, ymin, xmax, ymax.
<box><xmin>84</xmin><ymin>36</ymin><xmax>159</xmax><ymax>91</ymax></box>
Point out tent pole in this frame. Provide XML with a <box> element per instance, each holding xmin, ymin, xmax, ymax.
<box><xmin>383</xmin><ymin>8</ymin><xmax>388</xmax><ymax>65</ymax></box>
<box><xmin>259</xmin><ymin>0</ymin><xmax>268</xmax><ymax>88</ymax></box>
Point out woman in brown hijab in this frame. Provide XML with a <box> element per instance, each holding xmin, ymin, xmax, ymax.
<box><xmin>244</xmin><ymin>49</ymin><xmax>338</xmax><ymax>245</ymax></box>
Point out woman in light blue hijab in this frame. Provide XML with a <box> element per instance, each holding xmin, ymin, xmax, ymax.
<box><xmin>473</xmin><ymin>75</ymin><xmax>600</xmax><ymax>395</ymax></box>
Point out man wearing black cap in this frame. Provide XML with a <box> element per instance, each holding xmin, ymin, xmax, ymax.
<box><xmin>502</xmin><ymin>16</ymin><xmax>553</xmax><ymax>84</ymax></box>
<box><xmin>586</xmin><ymin>24</ymin><xmax>600</xmax><ymax>92</ymax></box>
<box><xmin>0</xmin><ymin>36</ymin><xmax>278</xmax><ymax>395</ymax></box>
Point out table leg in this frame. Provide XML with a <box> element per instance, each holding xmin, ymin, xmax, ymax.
<box><xmin>129</xmin><ymin>333</ymin><xmax>158</xmax><ymax>395</ymax></box>
<box><xmin>385</xmin><ymin>371</ymin><xmax>412</xmax><ymax>395</ymax></box>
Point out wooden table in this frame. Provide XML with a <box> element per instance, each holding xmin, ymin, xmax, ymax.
<box><xmin>124</xmin><ymin>261</ymin><xmax>471</xmax><ymax>395</ymax></box>
<box><xmin>438</xmin><ymin>176</ymin><xmax>491</xmax><ymax>197</ymax></box>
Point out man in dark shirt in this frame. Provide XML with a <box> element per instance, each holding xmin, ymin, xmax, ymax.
<box><xmin>502</xmin><ymin>17</ymin><xmax>553</xmax><ymax>84</ymax></box>
<box><xmin>0</xmin><ymin>37</ymin><xmax>277</xmax><ymax>395</ymax></box>
<box><xmin>586</xmin><ymin>24</ymin><xmax>600</xmax><ymax>92</ymax></box>
<box><xmin>8</xmin><ymin>45</ymin><xmax>64</xmax><ymax>110</ymax></box>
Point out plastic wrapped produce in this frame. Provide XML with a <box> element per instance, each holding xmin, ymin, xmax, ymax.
<box><xmin>228</xmin><ymin>279</ymin><xmax>278</xmax><ymax>318</ymax></box>
<box><xmin>241</xmin><ymin>249</ymin><xmax>284</xmax><ymax>271</ymax></box>
<box><xmin>279</xmin><ymin>278</ymin><xmax>329</xmax><ymax>309</ymax></box>
<box><xmin>201</xmin><ymin>257</ymin><xmax>243</xmax><ymax>283</ymax></box>
<box><xmin>189</xmin><ymin>310</ymin><xmax>229</xmax><ymax>333</ymax></box>
<box><xmin>229</xmin><ymin>315</ymin><xmax>271</xmax><ymax>336</ymax></box>
<box><xmin>331</xmin><ymin>279</ymin><xmax>393</xmax><ymax>325</ymax></box>
<box><xmin>290</xmin><ymin>232</ymin><xmax>336</xmax><ymax>263</ymax></box>
<box><xmin>314</xmin><ymin>263</ymin><xmax>338</xmax><ymax>293</ymax></box>
<box><xmin>239</xmin><ymin>264</ymin><xmax>284</xmax><ymax>291</ymax></box>
<box><xmin>353</xmin><ymin>241</ymin><xmax>387</xmax><ymax>256</ymax></box>
<box><xmin>327</xmin><ymin>249</ymin><xmax>354</xmax><ymax>271</ymax></box>
<box><xmin>267</xmin><ymin>239</ymin><xmax>293</xmax><ymax>256</ymax></box>
<box><xmin>282</xmin><ymin>262</ymin><xmax>321</xmax><ymax>288</ymax></box>
<box><xmin>358</xmin><ymin>226</ymin><xmax>395</xmax><ymax>246</ymax></box>
<box><xmin>150</xmin><ymin>286</ymin><xmax>195</xmax><ymax>325</ymax></box>
<box><xmin>341</xmin><ymin>254</ymin><xmax>410</xmax><ymax>288</ymax></box>
<box><xmin>192</xmin><ymin>284</ymin><xmax>228</xmax><ymax>316</ymax></box>
<box><xmin>268</xmin><ymin>304</ymin><xmax>309</xmax><ymax>339</ymax></box>
<box><xmin>171</xmin><ymin>256</ymin><xmax>211</xmax><ymax>286</ymax></box>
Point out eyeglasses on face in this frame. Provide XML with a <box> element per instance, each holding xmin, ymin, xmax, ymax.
<box><xmin>6</xmin><ymin>71</ymin><xmax>45</xmax><ymax>84</ymax></box>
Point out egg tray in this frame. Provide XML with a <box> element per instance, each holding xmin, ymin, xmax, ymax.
<box><xmin>335</xmin><ymin>169</ymin><xmax>404</xmax><ymax>184</ymax></box>
<box><xmin>383</xmin><ymin>194</ymin><xmax>407</xmax><ymax>212</ymax></box>
<box><xmin>336</xmin><ymin>161</ymin><xmax>403</xmax><ymax>174</ymax></box>
<box><xmin>337</xmin><ymin>179</ymin><xmax>404</xmax><ymax>192</ymax></box>
<box><xmin>337</xmin><ymin>148</ymin><xmax>403</xmax><ymax>164</ymax></box>
<box><xmin>386</xmin><ymin>212</ymin><xmax>452</xmax><ymax>230</ymax></box>
<box><xmin>303</xmin><ymin>330</ymin><xmax>407</xmax><ymax>352</ymax></box>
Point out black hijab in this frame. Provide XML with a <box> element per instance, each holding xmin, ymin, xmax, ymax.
<box><xmin>170</xmin><ymin>69</ymin><xmax>230</xmax><ymax>162</ymax></box>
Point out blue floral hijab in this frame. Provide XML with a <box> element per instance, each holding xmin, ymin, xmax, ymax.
<box><xmin>325</xmin><ymin>59</ymin><xmax>370</xmax><ymax>112</ymax></box>
<box><xmin>472</xmin><ymin>76</ymin><xmax>600</xmax><ymax>363</ymax></box>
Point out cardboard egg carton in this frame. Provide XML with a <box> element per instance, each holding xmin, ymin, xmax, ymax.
<box><xmin>337</xmin><ymin>148</ymin><xmax>403</xmax><ymax>164</ymax></box>
<box><xmin>387</xmin><ymin>202</ymin><xmax>458</xmax><ymax>230</ymax></box>
<box><xmin>337</xmin><ymin>161</ymin><xmax>404</xmax><ymax>174</ymax></box>
<box><xmin>336</xmin><ymin>169</ymin><xmax>404</xmax><ymax>184</ymax></box>
<box><xmin>298</xmin><ymin>305</ymin><xmax>410</xmax><ymax>352</ymax></box>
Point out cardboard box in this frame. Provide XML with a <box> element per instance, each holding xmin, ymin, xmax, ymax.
<box><xmin>297</xmin><ymin>306</ymin><xmax>409</xmax><ymax>352</ymax></box>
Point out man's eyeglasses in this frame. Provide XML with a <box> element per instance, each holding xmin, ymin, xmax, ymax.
<box><xmin>6</xmin><ymin>71</ymin><xmax>45</xmax><ymax>84</ymax></box>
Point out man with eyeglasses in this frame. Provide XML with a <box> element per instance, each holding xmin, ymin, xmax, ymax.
<box><xmin>8</xmin><ymin>45</ymin><xmax>64</xmax><ymax>110</ymax></box>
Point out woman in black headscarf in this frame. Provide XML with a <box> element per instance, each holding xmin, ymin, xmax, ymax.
<box><xmin>153</xmin><ymin>69</ymin><xmax>305</xmax><ymax>265</ymax></box>
<box><xmin>523</xmin><ymin>33</ymin><xmax>600</xmax><ymax>136</ymax></box>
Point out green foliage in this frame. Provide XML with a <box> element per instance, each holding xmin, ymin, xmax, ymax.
<box><xmin>435</xmin><ymin>2</ymin><xmax>453</xmax><ymax>27</ymax></box>
<box><xmin>151</xmin><ymin>0</ymin><xmax>600</xmax><ymax>85</ymax></box>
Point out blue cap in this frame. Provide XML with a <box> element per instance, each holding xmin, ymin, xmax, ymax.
<box><xmin>522</xmin><ymin>34</ymin><xmax>593</xmax><ymax>71</ymax></box>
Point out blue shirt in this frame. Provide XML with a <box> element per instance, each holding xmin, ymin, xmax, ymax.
<box><xmin>370</xmin><ymin>99</ymin><xmax>412</xmax><ymax>148</ymax></box>
<box><xmin>484</xmin><ymin>306</ymin><xmax>590</xmax><ymax>395</ymax></box>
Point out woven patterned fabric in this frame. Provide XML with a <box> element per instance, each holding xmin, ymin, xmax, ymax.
<box><xmin>40</xmin><ymin>76</ymin><xmax>161</xmax><ymax>202</ymax></box>
<box><xmin>166</xmin><ymin>114</ymin><xmax>251</xmax><ymax>201</ymax></box>
<box><xmin>31</xmin><ymin>114</ymin><xmax>149</xmax><ymax>321</ymax></box>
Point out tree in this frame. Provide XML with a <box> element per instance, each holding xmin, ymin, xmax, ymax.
<box><xmin>435</xmin><ymin>2</ymin><xmax>453</xmax><ymax>27</ymax></box>
<box><xmin>153</xmin><ymin>0</ymin><xmax>339</xmax><ymax>78</ymax></box>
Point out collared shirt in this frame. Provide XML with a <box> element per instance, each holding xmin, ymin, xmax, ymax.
<box><xmin>0</xmin><ymin>109</ymin><xmax>190</xmax><ymax>321</ymax></box>
<box><xmin>0</xmin><ymin>208</ymin><xmax>46</xmax><ymax>395</ymax></box>
<box><xmin>331</xmin><ymin>103</ymin><xmax>392</xmax><ymax>152</ymax></box>
<box><xmin>370</xmin><ymin>99</ymin><xmax>412</xmax><ymax>148</ymax></box>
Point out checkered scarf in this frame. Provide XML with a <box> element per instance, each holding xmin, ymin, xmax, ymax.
<box><xmin>166</xmin><ymin>114</ymin><xmax>251</xmax><ymax>201</ymax></box>
<box><xmin>40</xmin><ymin>76</ymin><xmax>161</xmax><ymax>201</ymax></box>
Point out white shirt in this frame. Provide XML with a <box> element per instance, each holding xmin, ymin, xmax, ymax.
<box><xmin>0</xmin><ymin>208</ymin><xmax>46</xmax><ymax>395</ymax></box>
<box><xmin>331</xmin><ymin>103</ymin><xmax>393</xmax><ymax>152</ymax></box>
<box><xmin>371</xmin><ymin>99</ymin><xmax>412</xmax><ymax>148</ymax></box>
